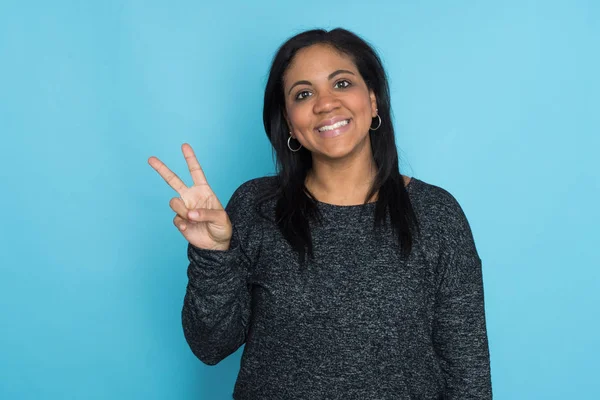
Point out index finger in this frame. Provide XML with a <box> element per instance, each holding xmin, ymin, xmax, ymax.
<box><xmin>181</xmin><ymin>143</ymin><xmax>208</xmax><ymax>186</ymax></box>
<box><xmin>148</xmin><ymin>156</ymin><xmax>188</xmax><ymax>195</ymax></box>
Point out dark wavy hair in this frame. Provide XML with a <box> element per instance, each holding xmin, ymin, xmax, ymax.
<box><xmin>260</xmin><ymin>28</ymin><xmax>419</xmax><ymax>265</ymax></box>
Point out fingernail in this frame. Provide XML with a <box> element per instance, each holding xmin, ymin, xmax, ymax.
<box><xmin>188</xmin><ymin>211</ymin><xmax>199</xmax><ymax>219</ymax></box>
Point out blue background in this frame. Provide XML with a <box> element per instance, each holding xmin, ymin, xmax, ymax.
<box><xmin>1</xmin><ymin>1</ymin><xmax>598</xmax><ymax>399</ymax></box>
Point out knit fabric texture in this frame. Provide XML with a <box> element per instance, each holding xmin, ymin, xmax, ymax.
<box><xmin>182</xmin><ymin>176</ymin><xmax>492</xmax><ymax>399</ymax></box>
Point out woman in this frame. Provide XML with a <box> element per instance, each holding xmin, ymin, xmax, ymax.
<box><xmin>149</xmin><ymin>28</ymin><xmax>492</xmax><ymax>399</ymax></box>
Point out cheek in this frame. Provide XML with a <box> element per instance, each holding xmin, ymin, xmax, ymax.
<box><xmin>287</xmin><ymin>105</ymin><xmax>312</xmax><ymax>131</ymax></box>
<box><xmin>351</xmin><ymin>96</ymin><xmax>374</xmax><ymax>127</ymax></box>
<box><xmin>357</xmin><ymin>93</ymin><xmax>374</xmax><ymax>114</ymax></box>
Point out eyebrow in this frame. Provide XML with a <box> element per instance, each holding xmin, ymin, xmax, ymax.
<box><xmin>287</xmin><ymin>69</ymin><xmax>356</xmax><ymax>95</ymax></box>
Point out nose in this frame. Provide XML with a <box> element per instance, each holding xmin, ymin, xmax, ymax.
<box><xmin>313</xmin><ymin>93</ymin><xmax>341</xmax><ymax>114</ymax></box>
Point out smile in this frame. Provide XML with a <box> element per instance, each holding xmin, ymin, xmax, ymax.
<box><xmin>317</xmin><ymin>119</ymin><xmax>350</xmax><ymax>132</ymax></box>
<box><xmin>314</xmin><ymin>118</ymin><xmax>352</xmax><ymax>138</ymax></box>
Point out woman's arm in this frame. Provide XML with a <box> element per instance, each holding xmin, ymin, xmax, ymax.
<box><xmin>181</xmin><ymin>180</ymin><xmax>262</xmax><ymax>365</ymax></box>
<box><xmin>432</xmin><ymin>197</ymin><xmax>493</xmax><ymax>399</ymax></box>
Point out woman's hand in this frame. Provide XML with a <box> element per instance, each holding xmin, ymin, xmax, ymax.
<box><xmin>148</xmin><ymin>143</ymin><xmax>232</xmax><ymax>251</ymax></box>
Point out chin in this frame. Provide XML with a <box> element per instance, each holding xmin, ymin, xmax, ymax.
<box><xmin>314</xmin><ymin>144</ymin><xmax>359</xmax><ymax>160</ymax></box>
<box><xmin>321</xmin><ymin>136</ymin><xmax>370</xmax><ymax>159</ymax></box>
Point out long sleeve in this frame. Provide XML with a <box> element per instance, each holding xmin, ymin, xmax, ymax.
<box><xmin>432</xmin><ymin>196</ymin><xmax>493</xmax><ymax>399</ymax></box>
<box><xmin>181</xmin><ymin>180</ymin><xmax>263</xmax><ymax>366</ymax></box>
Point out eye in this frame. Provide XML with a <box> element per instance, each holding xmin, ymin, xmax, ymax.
<box><xmin>295</xmin><ymin>90</ymin><xmax>312</xmax><ymax>101</ymax></box>
<box><xmin>334</xmin><ymin>79</ymin><xmax>352</xmax><ymax>89</ymax></box>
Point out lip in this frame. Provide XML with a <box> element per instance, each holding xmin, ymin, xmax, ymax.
<box><xmin>315</xmin><ymin>118</ymin><xmax>352</xmax><ymax>138</ymax></box>
<box><xmin>315</xmin><ymin>116</ymin><xmax>352</xmax><ymax>131</ymax></box>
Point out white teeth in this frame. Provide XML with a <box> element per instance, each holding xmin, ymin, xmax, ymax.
<box><xmin>318</xmin><ymin>119</ymin><xmax>349</xmax><ymax>132</ymax></box>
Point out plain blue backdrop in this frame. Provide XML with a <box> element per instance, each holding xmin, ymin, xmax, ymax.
<box><xmin>1</xmin><ymin>1</ymin><xmax>598</xmax><ymax>399</ymax></box>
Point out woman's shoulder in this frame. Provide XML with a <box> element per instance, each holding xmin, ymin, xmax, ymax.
<box><xmin>231</xmin><ymin>175</ymin><xmax>278</xmax><ymax>198</ymax></box>
<box><xmin>408</xmin><ymin>177</ymin><xmax>472</xmax><ymax>226</ymax></box>
<box><xmin>226</xmin><ymin>175</ymin><xmax>279</xmax><ymax>210</ymax></box>
<box><xmin>409</xmin><ymin>178</ymin><xmax>481</xmax><ymax>260</ymax></box>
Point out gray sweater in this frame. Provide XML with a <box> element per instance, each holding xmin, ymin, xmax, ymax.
<box><xmin>182</xmin><ymin>176</ymin><xmax>492</xmax><ymax>399</ymax></box>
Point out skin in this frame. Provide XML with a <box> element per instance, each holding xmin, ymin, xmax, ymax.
<box><xmin>148</xmin><ymin>44</ymin><xmax>410</xmax><ymax>250</ymax></box>
<box><xmin>148</xmin><ymin>144</ymin><xmax>232</xmax><ymax>251</ymax></box>
<box><xmin>283</xmin><ymin>44</ymin><xmax>410</xmax><ymax>205</ymax></box>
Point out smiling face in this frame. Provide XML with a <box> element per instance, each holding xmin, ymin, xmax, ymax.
<box><xmin>283</xmin><ymin>44</ymin><xmax>378</xmax><ymax>161</ymax></box>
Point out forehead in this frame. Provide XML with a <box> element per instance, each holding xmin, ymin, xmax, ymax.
<box><xmin>283</xmin><ymin>44</ymin><xmax>358</xmax><ymax>83</ymax></box>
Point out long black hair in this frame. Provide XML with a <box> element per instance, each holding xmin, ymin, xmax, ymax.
<box><xmin>260</xmin><ymin>28</ymin><xmax>419</xmax><ymax>265</ymax></box>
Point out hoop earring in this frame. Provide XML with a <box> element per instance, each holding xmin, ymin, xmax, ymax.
<box><xmin>287</xmin><ymin>134</ymin><xmax>302</xmax><ymax>152</ymax></box>
<box><xmin>370</xmin><ymin>114</ymin><xmax>382</xmax><ymax>131</ymax></box>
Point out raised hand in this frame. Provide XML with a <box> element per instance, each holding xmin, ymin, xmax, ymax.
<box><xmin>148</xmin><ymin>143</ymin><xmax>232</xmax><ymax>251</ymax></box>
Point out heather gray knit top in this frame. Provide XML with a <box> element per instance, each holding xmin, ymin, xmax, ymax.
<box><xmin>182</xmin><ymin>176</ymin><xmax>492</xmax><ymax>399</ymax></box>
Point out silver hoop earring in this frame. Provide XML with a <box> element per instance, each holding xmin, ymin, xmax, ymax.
<box><xmin>287</xmin><ymin>134</ymin><xmax>302</xmax><ymax>152</ymax></box>
<box><xmin>370</xmin><ymin>114</ymin><xmax>382</xmax><ymax>131</ymax></box>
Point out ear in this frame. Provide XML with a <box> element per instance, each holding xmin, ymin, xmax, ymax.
<box><xmin>283</xmin><ymin>111</ymin><xmax>294</xmax><ymax>138</ymax></box>
<box><xmin>369</xmin><ymin>90</ymin><xmax>378</xmax><ymax>117</ymax></box>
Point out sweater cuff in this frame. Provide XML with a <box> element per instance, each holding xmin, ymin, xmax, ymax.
<box><xmin>187</xmin><ymin>240</ymin><xmax>244</xmax><ymax>278</ymax></box>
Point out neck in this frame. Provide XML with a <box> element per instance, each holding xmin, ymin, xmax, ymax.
<box><xmin>306</xmin><ymin>150</ymin><xmax>377</xmax><ymax>206</ymax></box>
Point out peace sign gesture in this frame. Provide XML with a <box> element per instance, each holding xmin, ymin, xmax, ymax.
<box><xmin>148</xmin><ymin>143</ymin><xmax>232</xmax><ymax>251</ymax></box>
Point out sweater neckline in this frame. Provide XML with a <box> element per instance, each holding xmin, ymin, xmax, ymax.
<box><xmin>314</xmin><ymin>177</ymin><xmax>418</xmax><ymax>210</ymax></box>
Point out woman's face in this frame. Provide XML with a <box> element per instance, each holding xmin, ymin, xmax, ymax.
<box><xmin>283</xmin><ymin>44</ymin><xmax>377</xmax><ymax>161</ymax></box>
